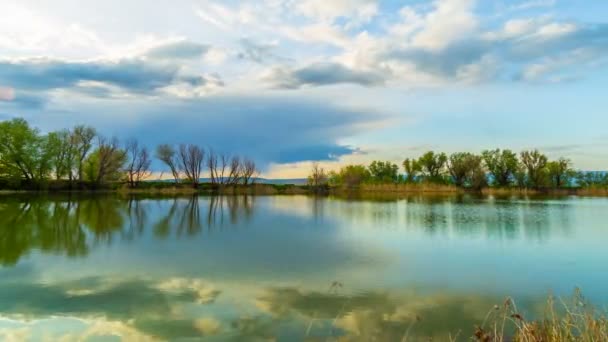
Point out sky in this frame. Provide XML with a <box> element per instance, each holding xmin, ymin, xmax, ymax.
<box><xmin>0</xmin><ymin>0</ymin><xmax>607</xmax><ymax>178</ymax></box>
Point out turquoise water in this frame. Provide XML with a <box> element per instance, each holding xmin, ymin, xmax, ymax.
<box><xmin>0</xmin><ymin>194</ymin><xmax>607</xmax><ymax>341</ymax></box>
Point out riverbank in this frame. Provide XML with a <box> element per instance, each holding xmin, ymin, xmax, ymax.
<box><xmin>1</xmin><ymin>179</ymin><xmax>607</xmax><ymax>197</ymax></box>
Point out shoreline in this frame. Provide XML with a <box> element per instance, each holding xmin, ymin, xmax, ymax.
<box><xmin>1</xmin><ymin>182</ymin><xmax>607</xmax><ymax>198</ymax></box>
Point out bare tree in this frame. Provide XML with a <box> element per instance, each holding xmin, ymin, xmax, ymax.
<box><xmin>218</xmin><ymin>153</ymin><xmax>229</xmax><ymax>185</ymax></box>
<box><xmin>155</xmin><ymin>144</ymin><xmax>181</xmax><ymax>184</ymax></box>
<box><xmin>178</xmin><ymin>144</ymin><xmax>205</xmax><ymax>187</ymax></box>
<box><xmin>225</xmin><ymin>156</ymin><xmax>242</xmax><ymax>185</ymax></box>
<box><xmin>307</xmin><ymin>162</ymin><xmax>328</xmax><ymax>187</ymax></box>
<box><xmin>125</xmin><ymin>139</ymin><xmax>152</xmax><ymax>188</ymax></box>
<box><xmin>241</xmin><ymin>158</ymin><xmax>257</xmax><ymax>185</ymax></box>
<box><xmin>207</xmin><ymin>148</ymin><xmax>218</xmax><ymax>185</ymax></box>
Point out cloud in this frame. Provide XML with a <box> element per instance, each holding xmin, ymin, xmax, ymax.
<box><xmin>143</xmin><ymin>41</ymin><xmax>210</xmax><ymax>60</ymax></box>
<box><xmin>378</xmin><ymin>15</ymin><xmax>608</xmax><ymax>84</ymax></box>
<box><xmin>0</xmin><ymin>57</ymin><xmax>223</xmax><ymax>100</ymax></box>
<box><xmin>265</xmin><ymin>62</ymin><xmax>386</xmax><ymax>89</ymax></box>
<box><xmin>237</xmin><ymin>39</ymin><xmax>287</xmax><ymax>64</ymax></box>
<box><xmin>510</xmin><ymin>0</ymin><xmax>556</xmax><ymax>11</ymax></box>
<box><xmin>296</xmin><ymin>0</ymin><xmax>378</xmax><ymax>27</ymax></box>
<box><xmin>17</xmin><ymin>94</ymin><xmax>386</xmax><ymax>168</ymax></box>
<box><xmin>0</xmin><ymin>87</ymin><xmax>15</xmax><ymax>101</ymax></box>
<box><xmin>409</xmin><ymin>0</ymin><xmax>478</xmax><ymax>51</ymax></box>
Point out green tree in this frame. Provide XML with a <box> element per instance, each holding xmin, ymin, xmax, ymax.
<box><xmin>520</xmin><ymin>150</ymin><xmax>548</xmax><ymax>189</ymax></box>
<box><xmin>547</xmin><ymin>158</ymin><xmax>574</xmax><ymax>188</ymax></box>
<box><xmin>402</xmin><ymin>158</ymin><xmax>422</xmax><ymax>183</ymax></box>
<box><xmin>84</xmin><ymin>137</ymin><xmax>126</xmax><ymax>184</ymax></box>
<box><xmin>0</xmin><ymin>118</ymin><xmax>50</xmax><ymax>181</ymax></box>
<box><xmin>329</xmin><ymin>165</ymin><xmax>371</xmax><ymax>187</ymax></box>
<box><xmin>482</xmin><ymin>149</ymin><xmax>519</xmax><ymax>187</ymax></box>
<box><xmin>575</xmin><ymin>171</ymin><xmax>608</xmax><ymax>188</ymax></box>
<box><xmin>447</xmin><ymin>152</ymin><xmax>484</xmax><ymax>187</ymax></box>
<box><xmin>418</xmin><ymin>151</ymin><xmax>447</xmax><ymax>182</ymax></box>
<box><xmin>368</xmin><ymin>161</ymin><xmax>399</xmax><ymax>183</ymax></box>
<box><xmin>47</xmin><ymin>130</ymin><xmax>75</xmax><ymax>180</ymax></box>
<box><xmin>72</xmin><ymin>125</ymin><xmax>97</xmax><ymax>181</ymax></box>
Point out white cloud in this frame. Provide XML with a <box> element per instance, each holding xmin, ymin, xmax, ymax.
<box><xmin>411</xmin><ymin>0</ymin><xmax>478</xmax><ymax>50</ymax></box>
<box><xmin>510</xmin><ymin>0</ymin><xmax>556</xmax><ymax>11</ymax></box>
<box><xmin>296</xmin><ymin>0</ymin><xmax>378</xmax><ymax>27</ymax></box>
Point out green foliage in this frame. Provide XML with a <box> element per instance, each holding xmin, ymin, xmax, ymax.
<box><xmin>576</xmin><ymin>171</ymin><xmax>608</xmax><ymax>188</ymax></box>
<box><xmin>447</xmin><ymin>152</ymin><xmax>484</xmax><ymax>187</ymax></box>
<box><xmin>418</xmin><ymin>151</ymin><xmax>447</xmax><ymax>182</ymax></box>
<box><xmin>0</xmin><ymin>118</ymin><xmax>50</xmax><ymax>181</ymax></box>
<box><xmin>402</xmin><ymin>158</ymin><xmax>422</xmax><ymax>183</ymax></box>
<box><xmin>547</xmin><ymin>158</ymin><xmax>575</xmax><ymax>188</ymax></box>
<box><xmin>368</xmin><ymin>161</ymin><xmax>399</xmax><ymax>183</ymax></box>
<box><xmin>46</xmin><ymin>130</ymin><xmax>75</xmax><ymax>180</ymax></box>
<box><xmin>329</xmin><ymin>165</ymin><xmax>371</xmax><ymax>187</ymax></box>
<box><xmin>520</xmin><ymin>150</ymin><xmax>548</xmax><ymax>189</ymax></box>
<box><xmin>84</xmin><ymin>141</ymin><xmax>127</xmax><ymax>184</ymax></box>
<box><xmin>482</xmin><ymin>149</ymin><xmax>519</xmax><ymax>187</ymax></box>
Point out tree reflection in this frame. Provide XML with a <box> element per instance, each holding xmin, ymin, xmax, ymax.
<box><xmin>0</xmin><ymin>195</ymin><xmax>257</xmax><ymax>264</ymax></box>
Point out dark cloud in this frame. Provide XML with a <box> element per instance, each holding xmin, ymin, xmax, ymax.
<box><xmin>144</xmin><ymin>41</ymin><xmax>210</xmax><ymax>60</ymax></box>
<box><xmin>237</xmin><ymin>38</ymin><xmax>289</xmax><ymax>64</ymax></box>
<box><xmin>20</xmin><ymin>95</ymin><xmax>384</xmax><ymax>167</ymax></box>
<box><xmin>0</xmin><ymin>57</ymin><xmax>222</xmax><ymax>98</ymax></box>
<box><xmin>268</xmin><ymin>62</ymin><xmax>386</xmax><ymax>89</ymax></box>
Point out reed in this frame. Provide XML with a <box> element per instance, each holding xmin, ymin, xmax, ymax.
<box><xmin>473</xmin><ymin>289</ymin><xmax>607</xmax><ymax>342</ymax></box>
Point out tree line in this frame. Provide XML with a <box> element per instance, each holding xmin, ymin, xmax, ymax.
<box><xmin>308</xmin><ymin>150</ymin><xmax>608</xmax><ymax>190</ymax></box>
<box><xmin>0</xmin><ymin>118</ymin><xmax>257</xmax><ymax>188</ymax></box>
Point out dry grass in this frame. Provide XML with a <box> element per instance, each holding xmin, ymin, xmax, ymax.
<box><xmin>359</xmin><ymin>183</ymin><xmax>460</xmax><ymax>194</ymax></box>
<box><xmin>575</xmin><ymin>187</ymin><xmax>608</xmax><ymax>197</ymax></box>
<box><xmin>472</xmin><ymin>290</ymin><xmax>607</xmax><ymax>342</ymax></box>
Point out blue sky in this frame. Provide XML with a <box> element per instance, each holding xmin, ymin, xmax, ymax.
<box><xmin>0</xmin><ymin>0</ymin><xmax>607</xmax><ymax>177</ymax></box>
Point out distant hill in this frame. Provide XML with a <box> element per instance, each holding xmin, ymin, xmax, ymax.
<box><xmin>149</xmin><ymin>177</ymin><xmax>307</xmax><ymax>185</ymax></box>
<box><xmin>254</xmin><ymin>178</ymin><xmax>308</xmax><ymax>185</ymax></box>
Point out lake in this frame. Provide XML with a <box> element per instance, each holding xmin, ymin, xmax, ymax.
<box><xmin>0</xmin><ymin>194</ymin><xmax>607</xmax><ymax>341</ymax></box>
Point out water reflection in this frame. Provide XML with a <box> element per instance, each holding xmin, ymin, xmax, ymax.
<box><xmin>0</xmin><ymin>195</ymin><xmax>257</xmax><ymax>265</ymax></box>
<box><xmin>0</xmin><ymin>194</ymin><xmax>589</xmax><ymax>265</ymax></box>
<box><xmin>0</xmin><ymin>194</ymin><xmax>607</xmax><ymax>341</ymax></box>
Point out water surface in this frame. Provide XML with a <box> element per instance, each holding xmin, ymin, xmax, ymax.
<box><xmin>0</xmin><ymin>194</ymin><xmax>607</xmax><ymax>341</ymax></box>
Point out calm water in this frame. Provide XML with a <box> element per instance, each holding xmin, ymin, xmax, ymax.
<box><xmin>0</xmin><ymin>194</ymin><xmax>607</xmax><ymax>341</ymax></box>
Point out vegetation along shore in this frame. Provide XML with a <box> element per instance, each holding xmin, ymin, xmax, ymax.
<box><xmin>1</xmin><ymin>118</ymin><xmax>607</xmax><ymax>195</ymax></box>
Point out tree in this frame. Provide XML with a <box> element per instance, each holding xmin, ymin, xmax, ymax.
<box><xmin>402</xmin><ymin>158</ymin><xmax>422</xmax><ymax>183</ymax></box>
<box><xmin>329</xmin><ymin>165</ymin><xmax>371</xmax><ymax>187</ymax></box>
<box><xmin>576</xmin><ymin>171</ymin><xmax>608</xmax><ymax>188</ymax></box>
<box><xmin>547</xmin><ymin>158</ymin><xmax>574</xmax><ymax>188</ymax></box>
<box><xmin>482</xmin><ymin>149</ymin><xmax>519</xmax><ymax>187</ymax></box>
<box><xmin>447</xmin><ymin>152</ymin><xmax>483</xmax><ymax>187</ymax></box>
<box><xmin>125</xmin><ymin>139</ymin><xmax>152</xmax><ymax>188</ymax></box>
<box><xmin>520</xmin><ymin>150</ymin><xmax>548</xmax><ymax>189</ymax></box>
<box><xmin>307</xmin><ymin>162</ymin><xmax>328</xmax><ymax>187</ymax></box>
<box><xmin>207</xmin><ymin>149</ymin><xmax>218</xmax><ymax>185</ymax></box>
<box><xmin>179</xmin><ymin>144</ymin><xmax>204</xmax><ymax>187</ymax></box>
<box><xmin>514</xmin><ymin>163</ymin><xmax>527</xmax><ymax>189</ymax></box>
<box><xmin>72</xmin><ymin>125</ymin><xmax>96</xmax><ymax>181</ymax></box>
<box><xmin>418</xmin><ymin>151</ymin><xmax>447</xmax><ymax>181</ymax></box>
<box><xmin>155</xmin><ymin>144</ymin><xmax>181</xmax><ymax>183</ymax></box>
<box><xmin>0</xmin><ymin>118</ymin><xmax>49</xmax><ymax>181</ymax></box>
<box><xmin>84</xmin><ymin>137</ymin><xmax>126</xmax><ymax>184</ymax></box>
<box><xmin>47</xmin><ymin>130</ymin><xmax>74</xmax><ymax>180</ymax></box>
<box><xmin>224</xmin><ymin>155</ymin><xmax>242</xmax><ymax>185</ymax></box>
<box><xmin>240</xmin><ymin>158</ymin><xmax>257</xmax><ymax>185</ymax></box>
<box><xmin>368</xmin><ymin>161</ymin><xmax>399</xmax><ymax>183</ymax></box>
